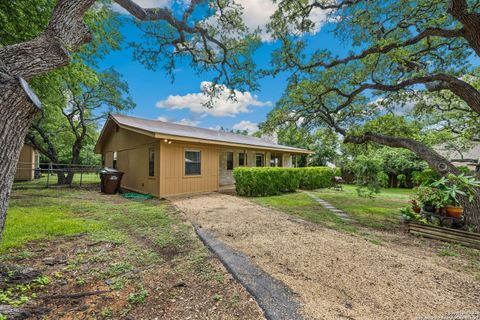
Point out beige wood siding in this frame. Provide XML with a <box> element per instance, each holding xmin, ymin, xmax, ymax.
<box><xmin>160</xmin><ymin>141</ymin><xmax>219</xmax><ymax>197</ymax></box>
<box><xmin>98</xmin><ymin>123</ymin><xmax>305</xmax><ymax>197</ymax></box>
<box><xmin>102</xmin><ymin>126</ymin><xmax>160</xmax><ymax>196</ymax></box>
<box><xmin>14</xmin><ymin>145</ymin><xmax>35</xmax><ymax>181</ymax></box>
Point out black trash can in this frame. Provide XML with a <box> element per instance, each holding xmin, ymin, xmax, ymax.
<box><xmin>99</xmin><ymin>168</ymin><xmax>124</xmax><ymax>194</ymax></box>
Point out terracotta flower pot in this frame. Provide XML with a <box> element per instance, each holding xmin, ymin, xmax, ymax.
<box><xmin>438</xmin><ymin>207</ymin><xmax>447</xmax><ymax>215</ymax></box>
<box><xmin>446</xmin><ymin>206</ymin><xmax>463</xmax><ymax>218</ymax></box>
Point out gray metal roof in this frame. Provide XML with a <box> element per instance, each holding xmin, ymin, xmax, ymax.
<box><xmin>110</xmin><ymin>114</ymin><xmax>311</xmax><ymax>153</ymax></box>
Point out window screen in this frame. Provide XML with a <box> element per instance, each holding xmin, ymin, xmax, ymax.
<box><xmin>227</xmin><ymin>152</ymin><xmax>234</xmax><ymax>170</ymax></box>
<box><xmin>255</xmin><ymin>153</ymin><xmax>264</xmax><ymax>167</ymax></box>
<box><xmin>239</xmin><ymin>152</ymin><xmax>246</xmax><ymax>166</ymax></box>
<box><xmin>185</xmin><ymin>151</ymin><xmax>201</xmax><ymax>175</ymax></box>
<box><xmin>148</xmin><ymin>148</ymin><xmax>155</xmax><ymax>177</ymax></box>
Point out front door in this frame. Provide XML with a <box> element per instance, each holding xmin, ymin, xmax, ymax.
<box><xmin>219</xmin><ymin>151</ymin><xmax>235</xmax><ymax>186</ymax></box>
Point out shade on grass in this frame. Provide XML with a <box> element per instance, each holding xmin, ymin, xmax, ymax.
<box><xmin>254</xmin><ymin>185</ymin><xmax>414</xmax><ymax>232</ymax></box>
<box><xmin>1</xmin><ymin>205</ymin><xmax>102</xmax><ymax>253</ymax></box>
<box><xmin>314</xmin><ymin>185</ymin><xmax>413</xmax><ymax>230</ymax></box>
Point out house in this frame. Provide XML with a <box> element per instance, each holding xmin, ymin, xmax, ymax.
<box><xmin>94</xmin><ymin>114</ymin><xmax>312</xmax><ymax>197</ymax></box>
<box><xmin>14</xmin><ymin>143</ymin><xmax>40</xmax><ymax>181</ymax></box>
<box><xmin>436</xmin><ymin>142</ymin><xmax>480</xmax><ymax>173</ymax></box>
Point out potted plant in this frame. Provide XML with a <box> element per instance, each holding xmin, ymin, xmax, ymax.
<box><xmin>431</xmin><ymin>174</ymin><xmax>480</xmax><ymax>219</ymax></box>
<box><xmin>414</xmin><ymin>186</ymin><xmax>444</xmax><ymax>213</ymax></box>
<box><xmin>410</xmin><ymin>200</ymin><xmax>421</xmax><ymax>213</ymax></box>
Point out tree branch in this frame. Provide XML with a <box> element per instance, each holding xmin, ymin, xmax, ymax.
<box><xmin>343</xmin><ymin>132</ymin><xmax>460</xmax><ymax>175</ymax></box>
<box><xmin>300</xmin><ymin>27</ymin><xmax>465</xmax><ymax>70</ymax></box>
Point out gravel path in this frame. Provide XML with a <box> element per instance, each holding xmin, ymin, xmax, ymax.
<box><xmin>195</xmin><ymin>225</ymin><xmax>303</xmax><ymax>320</ymax></box>
<box><xmin>173</xmin><ymin>193</ymin><xmax>480</xmax><ymax>320</ymax></box>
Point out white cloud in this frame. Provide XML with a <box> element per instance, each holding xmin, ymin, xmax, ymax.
<box><xmin>156</xmin><ymin>81</ymin><xmax>271</xmax><ymax>117</ymax></box>
<box><xmin>233</xmin><ymin>120</ymin><xmax>259</xmax><ymax>133</ymax></box>
<box><xmin>157</xmin><ymin>116</ymin><xmax>200</xmax><ymax>127</ymax></box>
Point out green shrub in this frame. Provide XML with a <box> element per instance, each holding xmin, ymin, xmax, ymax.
<box><xmin>412</xmin><ymin>169</ymin><xmax>439</xmax><ymax>186</ymax></box>
<box><xmin>233</xmin><ymin>167</ymin><xmax>336</xmax><ymax>196</ymax></box>
<box><xmin>297</xmin><ymin>167</ymin><xmax>336</xmax><ymax>190</ymax></box>
<box><xmin>397</xmin><ymin>174</ymin><xmax>407</xmax><ymax>188</ymax></box>
<box><xmin>233</xmin><ymin>167</ymin><xmax>300</xmax><ymax>197</ymax></box>
<box><xmin>377</xmin><ymin>172</ymin><xmax>389</xmax><ymax>188</ymax></box>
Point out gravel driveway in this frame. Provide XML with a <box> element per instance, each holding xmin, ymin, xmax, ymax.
<box><xmin>172</xmin><ymin>193</ymin><xmax>480</xmax><ymax>320</ymax></box>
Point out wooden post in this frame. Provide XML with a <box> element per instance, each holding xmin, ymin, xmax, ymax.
<box><xmin>46</xmin><ymin>165</ymin><xmax>50</xmax><ymax>188</ymax></box>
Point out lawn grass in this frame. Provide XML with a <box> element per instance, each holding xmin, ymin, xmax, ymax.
<box><xmin>2</xmin><ymin>188</ymin><xmax>183</xmax><ymax>253</ymax></box>
<box><xmin>313</xmin><ymin>185</ymin><xmax>413</xmax><ymax>230</ymax></box>
<box><xmin>254</xmin><ymin>191</ymin><xmax>359</xmax><ymax>234</ymax></box>
<box><xmin>254</xmin><ymin>185</ymin><xmax>413</xmax><ymax>233</ymax></box>
<box><xmin>1</xmin><ymin>205</ymin><xmax>102</xmax><ymax>253</ymax></box>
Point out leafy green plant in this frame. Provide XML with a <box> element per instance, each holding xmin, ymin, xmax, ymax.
<box><xmin>33</xmin><ymin>276</ymin><xmax>50</xmax><ymax>287</ymax></box>
<box><xmin>378</xmin><ymin>172</ymin><xmax>389</xmax><ymax>188</ymax></box>
<box><xmin>397</xmin><ymin>174</ymin><xmax>406</xmax><ymax>188</ymax></box>
<box><xmin>128</xmin><ymin>286</ymin><xmax>148</xmax><ymax>305</ymax></box>
<box><xmin>412</xmin><ymin>169</ymin><xmax>439</xmax><ymax>186</ymax></box>
<box><xmin>431</xmin><ymin>174</ymin><xmax>480</xmax><ymax>206</ymax></box>
<box><xmin>400</xmin><ymin>207</ymin><xmax>426</xmax><ymax>223</ymax></box>
<box><xmin>414</xmin><ymin>186</ymin><xmax>445</xmax><ymax>208</ymax></box>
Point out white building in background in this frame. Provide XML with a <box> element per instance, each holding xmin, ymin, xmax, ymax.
<box><xmin>436</xmin><ymin>142</ymin><xmax>480</xmax><ymax>173</ymax></box>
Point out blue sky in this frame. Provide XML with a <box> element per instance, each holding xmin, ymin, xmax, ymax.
<box><xmin>99</xmin><ymin>1</ymin><xmax>349</xmax><ymax>133</ymax></box>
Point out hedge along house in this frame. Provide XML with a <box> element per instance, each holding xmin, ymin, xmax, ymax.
<box><xmin>94</xmin><ymin>114</ymin><xmax>312</xmax><ymax>197</ymax></box>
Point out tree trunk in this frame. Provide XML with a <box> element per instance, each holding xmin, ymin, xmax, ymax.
<box><xmin>0</xmin><ymin>74</ymin><xmax>40</xmax><ymax>241</ymax></box>
<box><xmin>56</xmin><ymin>170</ymin><xmax>69</xmax><ymax>185</ymax></box>
<box><xmin>461</xmin><ymin>192</ymin><xmax>480</xmax><ymax>232</ymax></box>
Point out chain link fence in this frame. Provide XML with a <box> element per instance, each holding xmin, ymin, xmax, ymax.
<box><xmin>13</xmin><ymin>162</ymin><xmax>101</xmax><ymax>190</ymax></box>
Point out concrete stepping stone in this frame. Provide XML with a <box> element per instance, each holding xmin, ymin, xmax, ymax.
<box><xmin>305</xmin><ymin>192</ymin><xmax>353</xmax><ymax>222</ymax></box>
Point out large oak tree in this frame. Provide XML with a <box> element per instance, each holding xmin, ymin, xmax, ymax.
<box><xmin>262</xmin><ymin>0</ymin><xmax>480</xmax><ymax>231</ymax></box>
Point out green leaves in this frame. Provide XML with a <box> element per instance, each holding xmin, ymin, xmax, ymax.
<box><xmin>429</xmin><ymin>174</ymin><xmax>480</xmax><ymax>205</ymax></box>
<box><xmin>233</xmin><ymin>167</ymin><xmax>336</xmax><ymax>197</ymax></box>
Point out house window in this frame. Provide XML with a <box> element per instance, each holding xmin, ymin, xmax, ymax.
<box><xmin>270</xmin><ymin>154</ymin><xmax>282</xmax><ymax>167</ymax></box>
<box><xmin>291</xmin><ymin>155</ymin><xmax>297</xmax><ymax>168</ymax></box>
<box><xmin>239</xmin><ymin>152</ymin><xmax>246</xmax><ymax>166</ymax></box>
<box><xmin>113</xmin><ymin>151</ymin><xmax>118</xmax><ymax>169</ymax></box>
<box><xmin>185</xmin><ymin>150</ymin><xmax>201</xmax><ymax>176</ymax></box>
<box><xmin>148</xmin><ymin>148</ymin><xmax>155</xmax><ymax>177</ymax></box>
<box><xmin>255</xmin><ymin>153</ymin><xmax>264</xmax><ymax>167</ymax></box>
<box><xmin>227</xmin><ymin>152</ymin><xmax>234</xmax><ymax>170</ymax></box>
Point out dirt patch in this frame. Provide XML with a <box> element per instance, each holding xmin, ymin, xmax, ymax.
<box><xmin>1</xmin><ymin>234</ymin><xmax>264</xmax><ymax>320</ymax></box>
<box><xmin>173</xmin><ymin>193</ymin><xmax>480</xmax><ymax>320</ymax></box>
